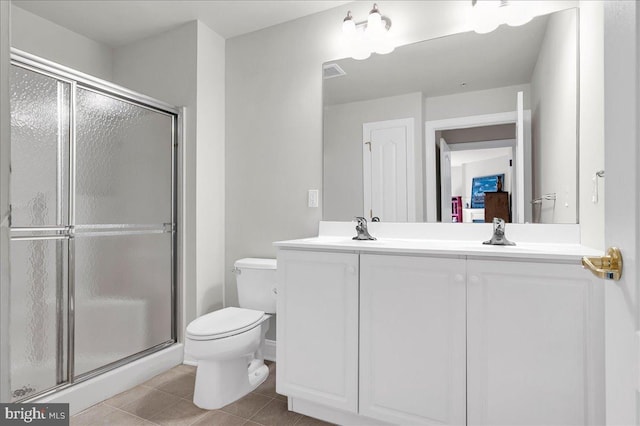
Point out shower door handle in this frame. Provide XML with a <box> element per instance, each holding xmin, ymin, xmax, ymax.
<box><xmin>9</xmin><ymin>226</ymin><xmax>72</xmax><ymax>240</ymax></box>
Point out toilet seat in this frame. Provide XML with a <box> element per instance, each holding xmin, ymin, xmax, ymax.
<box><xmin>186</xmin><ymin>307</ymin><xmax>267</xmax><ymax>341</ymax></box>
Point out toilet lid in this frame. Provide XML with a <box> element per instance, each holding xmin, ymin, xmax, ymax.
<box><xmin>234</xmin><ymin>258</ymin><xmax>276</xmax><ymax>270</ymax></box>
<box><xmin>186</xmin><ymin>307</ymin><xmax>265</xmax><ymax>339</ymax></box>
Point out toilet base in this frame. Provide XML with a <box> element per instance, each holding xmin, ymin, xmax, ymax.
<box><xmin>193</xmin><ymin>357</ymin><xmax>269</xmax><ymax>410</ymax></box>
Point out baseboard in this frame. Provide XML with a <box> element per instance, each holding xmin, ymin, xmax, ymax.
<box><xmin>264</xmin><ymin>339</ymin><xmax>276</xmax><ymax>362</ymax></box>
<box><xmin>291</xmin><ymin>397</ymin><xmax>388</xmax><ymax>425</ymax></box>
<box><xmin>183</xmin><ymin>354</ymin><xmax>197</xmax><ymax>366</ymax></box>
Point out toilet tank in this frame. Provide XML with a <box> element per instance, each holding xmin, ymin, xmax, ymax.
<box><xmin>234</xmin><ymin>258</ymin><xmax>277</xmax><ymax>314</ymax></box>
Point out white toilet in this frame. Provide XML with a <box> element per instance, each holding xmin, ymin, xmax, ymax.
<box><xmin>185</xmin><ymin>258</ymin><xmax>277</xmax><ymax>410</ymax></box>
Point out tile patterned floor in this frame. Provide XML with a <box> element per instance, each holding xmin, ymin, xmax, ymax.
<box><xmin>71</xmin><ymin>362</ymin><xmax>333</xmax><ymax>426</ymax></box>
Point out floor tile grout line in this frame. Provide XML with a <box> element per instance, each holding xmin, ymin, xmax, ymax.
<box><xmin>186</xmin><ymin>410</ymin><xmax>247</xmax><ymax>426</ymax></box>
<box><xmin>85</xmin><ymin>402</ymin><xmax>160</xmax><ymax>425</ymax></box>
<box><xmin>113</xmin><ymin>407</ymin><xmax>172</xmax><ymax>425</ymax></box>
<box><xmin>219</xmin><ymin>394</ymin><xmax>274</xmax><ymax>420</ymax></box>
<box><xmin>105</xmin><ymin>385</ymin><xmax>185</xmax><ymax>413</ymax></box>
<box><xmin>246</xmin><ymin>396</ymin><xmax>279</xmax><ymax>422</ymax></box>
<box><xmin>179</xmin><ymin>409</ymin><xmax>209</xmax><ymax>426</ymax></box>
<box><xmin>123</xmin><ymin>393</ymin><xmax>184</xmax><ymax>423</ymax></box>
<box><xmin>146</xmin><ymin>396</ymin><xmax>205</xmax><ymax>424</ymax></box>
<box><xmin>103</xmin><ymin>379</ymin><xmax>190</xmax><ymax>411</ymax></box>
<box><xmin>179</xmin><ymin>395</ymin><xmax>194</xmax><ymax>403</ymax></box>
<box><xmin>144</xmin><ymin>370</ymin><xmax>194</xmax><ymax>390</ymax></box>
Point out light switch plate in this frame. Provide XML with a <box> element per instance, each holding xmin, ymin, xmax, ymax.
<box><xmin>308</xmin><ymin>189</ymin><xmax>319</xmax><ymax>208</ymax></box>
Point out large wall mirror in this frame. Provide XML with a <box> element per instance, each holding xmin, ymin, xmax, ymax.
<box><xmin>323</xmin><ymin>7</ymin><xmax>578</xmax><ymax>224</ymax></box>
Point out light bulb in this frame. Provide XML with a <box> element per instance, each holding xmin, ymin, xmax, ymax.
<box><xmin>374</xmin><ymin>39</ymin><xmax>395</xmax><ymax>55</ymax></box>
<box><xmin>352</xmin><ymin>45</ymin><xmax>371</xmax><ymax>60</ymax></box>
<box><xmin>472</xmin><ymin>0</ymin><xmax>503</xmax><ymax>34</ymax></box>
<box><xmin>474</xmin><ymin>0</ymin><xmax>502</xmax><ymax>8</ymax></box>
<box><xmin>342</xmin><ymin>11</ymin><xmax>356</xmax><ymax>36</ymax></box>
<box><xmin>366</xmin><ymin>4</ymin><xmax>384</xmax><ymax>35</ymax></box>
<box><xmin>505</xmin><ymin>2</ymin><xmax>533</xmax><ymax>27</ymax></box>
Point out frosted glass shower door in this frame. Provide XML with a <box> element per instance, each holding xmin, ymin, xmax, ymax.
<box><xmin>73</xmin><ymin>88</ymin><xmax>175</xmax><ymax>377</ymax></box>
<box><xmin>9</xmin><ymin>65</ymin><xmax>70</xmax><ymax>400</ymax></box>
<box><xmin>9</xmin><ymin>55</ymin><xmax>178</xmax><ymax>399</ymax></box>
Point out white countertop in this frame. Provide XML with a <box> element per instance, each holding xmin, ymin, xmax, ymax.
<box><xmin>273</xmin><ymin>222</ymin><xmax>603</xmax><ymax>263</ymax></box>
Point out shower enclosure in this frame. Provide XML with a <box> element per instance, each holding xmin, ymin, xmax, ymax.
<box><xmin>7</xmin><ymin>51</ymin><xmax>178</xmax><ymax>402</ymax></box>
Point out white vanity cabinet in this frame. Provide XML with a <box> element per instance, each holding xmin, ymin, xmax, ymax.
<box><xmin>466</xmin><ymin>259</ymin><xmax>605</xmax><ymax>426</ymax></box>
<box><xmin>275</xmin><ymin>234</ymin><xmax>604</xmax><ymax>426</ymax></box>
<box><xmin>275</xmin><ymin>249</ymin><xmax>359</xmax><ymax>413</ymax></box>
<box><xmin>359</xmin><ymin>254</ymin><xmax>466</xmax><ymax>425</ymax></box>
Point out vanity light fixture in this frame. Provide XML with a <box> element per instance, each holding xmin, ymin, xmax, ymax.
<box><xmin>342</xmin><ymin>3</ymin><xmax>394</xmax><ymax>60</ymax></box>
<box><xmin>471</xmin><ymin>0</ymin><xmax>534</xmax><ymax>34</ymax></box>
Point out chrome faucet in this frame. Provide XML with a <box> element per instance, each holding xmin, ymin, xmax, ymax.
<box><xmin>483</xmin><ymin>217</ymin><xmax>515</xmax><ymax>246</ymax></box>
<box><xmin>353</xmin><ymin>216</ymin><xmax>376</xmax><ymax>240</ymax></box>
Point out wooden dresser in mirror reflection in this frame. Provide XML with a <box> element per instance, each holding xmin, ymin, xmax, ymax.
<box><xmin>484</xmin><ymin>175</ymin><xmax>510</xmax><ymax>222</ymax></box>
<box><xmin>484</xmin><ymin>191</ymin><xmax>511</xmax><ymax>223</ymax></box>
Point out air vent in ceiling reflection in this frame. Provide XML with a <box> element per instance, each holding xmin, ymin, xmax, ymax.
<box><xmin>323</xmin><ymin>63</ymin><xmax>346</xmax><ymax>79</ymax></box>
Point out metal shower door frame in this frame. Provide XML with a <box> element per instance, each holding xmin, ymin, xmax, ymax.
<box><xmin>9</xmin><ymin>49</ymin><xmax>181</xmax><ymax>401</ymax></box>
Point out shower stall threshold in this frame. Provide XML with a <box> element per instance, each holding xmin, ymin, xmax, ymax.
<box><xmin>33</xmin><ymin>343</ymin><xmax>184</xmax><ymax>415</ymax></box>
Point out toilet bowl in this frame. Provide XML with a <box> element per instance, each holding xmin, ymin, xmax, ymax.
<box><xmin>185</xmin><ymin>258</ymin><xmax>277</xmax><ymax>410</ymax></box>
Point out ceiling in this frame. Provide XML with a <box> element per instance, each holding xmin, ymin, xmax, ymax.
<box><xmin>12</xmin><ymin>0</ymin><xmax>351</xmax><ymax>46</ymax></box>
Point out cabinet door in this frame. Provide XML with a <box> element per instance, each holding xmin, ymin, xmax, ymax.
<box><xmin>467</xmin><ymin>260</ymin><xmax>604</xmax><ymax>426</ymax></box>
<box><xmin>276</xmin><ymin>250</ymin><xmax>359</xmax><ymax>413</ymax></box>
<box><xmin>360</xmin><ymin>254</ymin><xmax>467</xmax><ymax>425</ymax></box>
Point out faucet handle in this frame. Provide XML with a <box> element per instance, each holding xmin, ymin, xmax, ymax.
<box><xmin>483</xmin><ymin>217</ymin><xmax>515</xmax><ymax>246</ymax></box>
<box><xmin>492</xmin><ymin>217</ymin><xmax>506</xmax><ymax>234</ymax></box>
<box><xmin>353</xmin><ymin>216</ymin><xmax>367</xmax><ymax>226</ymax></box>
<box><xmin>352</xmin><ymin>216</ymin><xmax>376</xmax><ymax>240</ymax></box>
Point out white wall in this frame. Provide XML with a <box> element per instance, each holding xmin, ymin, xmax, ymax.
<box><xmin>578</xmin><ymin>1</ymin><xmax>605</xmax><ymax>249</ymax></box>
<box><xmin>425</xmin><ymin>84</ymin><xmax>531</xmax><ymax>121</ymax></box>
<box><xmin>0</xmin><ymin>0</ymin><xmax>11</xmax><ymax>403</ymax></box>
<box><xmin>113</xmin><ymin>20</ymin><xmax>226</xmax><ymax>326</ymax></box>
<box><xmin>324</xmin><ymin>92</ymin><xmax>423</xmax><ymax>221</ymax></box>
<box><xmin>530</xmin><ymin>8</ymin><xmax>578</xmax><ymax>224</ymax></box>
<box><xmin>11</xmin><ymin>5</ymin><xmax>113</xmax><ymax>81</ymax></box>
<box><xmin>195</xmin><ymin>23</ymin><xmax>226</xmax><ymax>316</ymax></box>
